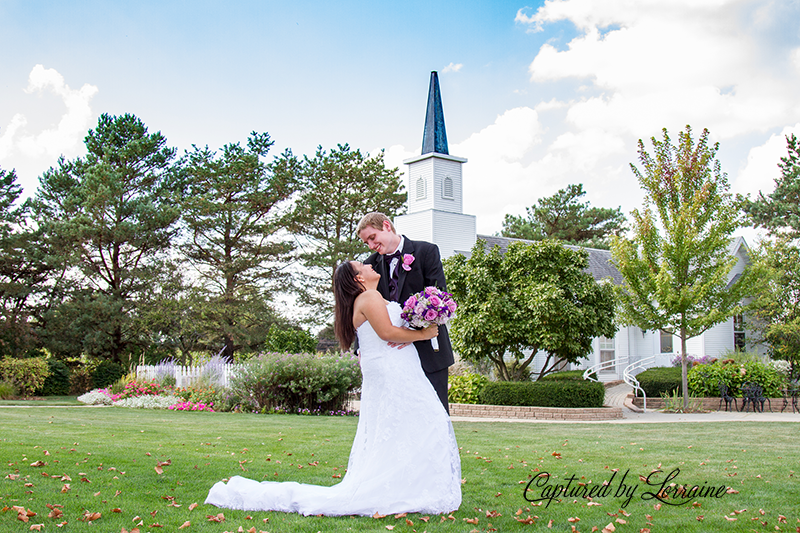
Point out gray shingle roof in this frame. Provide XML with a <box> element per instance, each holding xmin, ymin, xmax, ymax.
<box><xmin>476</xmin><ymin>234</ymin><xmax>624</xmax><ymax>285</ymax></box>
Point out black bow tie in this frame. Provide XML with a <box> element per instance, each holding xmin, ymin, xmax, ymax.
<box><xmin>386</xmin><ymin>250</ymin><xmax>402</xmax><ymax>263</ymax></box>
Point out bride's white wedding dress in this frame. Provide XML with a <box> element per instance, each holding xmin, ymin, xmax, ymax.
<box><xmin>205</xmin><ymin>301</ymin><xmax>462</xmax><ymax>516</ymax></box>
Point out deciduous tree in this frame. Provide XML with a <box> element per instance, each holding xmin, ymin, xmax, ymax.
<box><xmin>444</xmin><ymin>240</ymin><xmax>616</xmax><ymax>381</ymax></box>
<box><xmin>746</xmin><ymin>238</ymin><xmax>800</xmax><ymax>380</ymax></box>
<box><xmin>611</xmin><ymin>126</ymin><xmax>752</xmax><ymax>409</ymax></box>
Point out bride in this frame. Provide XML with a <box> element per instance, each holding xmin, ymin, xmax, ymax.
<box><xmin>204</xmin><ymin>261</ymin><xmax>462</xmax><ymax>516</ymax></box>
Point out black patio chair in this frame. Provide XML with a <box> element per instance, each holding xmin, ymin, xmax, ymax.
<box><xmin>740</xmin><ymin>382</ymin><xmax>770</xmax><ymax>413</ymax></box>
<box><xmin>718</xmin><ymin>382</ymin><xmax>736</xmax><ymax>412</ymax></box>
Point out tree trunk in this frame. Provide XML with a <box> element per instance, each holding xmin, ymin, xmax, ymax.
<box><xmin>681</xmin><ymin>325</ymin><xmax>689</xmax><ymax>410</ymax></box>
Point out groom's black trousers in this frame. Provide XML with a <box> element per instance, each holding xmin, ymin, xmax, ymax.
<box><xmin>426</xmin><ymin>368</ymin><xmax>450</xmax><ymax>415</ymax></box>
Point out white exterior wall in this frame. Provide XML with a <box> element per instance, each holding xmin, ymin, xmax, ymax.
<box><xmin>395</xmin><ymin>210</ymin><xmax>477</xmax><ymax>260</ymax></box>
<box><xmin>404</xmin><ymin>153</ymin><xmax>467</xmax><ymax>215</ymax></box>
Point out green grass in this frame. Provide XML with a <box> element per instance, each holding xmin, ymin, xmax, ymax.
<box><xmin>0</xmin><ymin>407</ymin><xmax>798</xmax><ymax>532</ymax></box>
<box><xmin>0</xmin><ymin>396</ymin><xmax>82</xmax><ymax>407</ymax></box>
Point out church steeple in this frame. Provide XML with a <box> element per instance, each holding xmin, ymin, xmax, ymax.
<box><xmin>421</xmin><ymin>71</ymin><xmax>449</xmax><ymax>155</ymax></box>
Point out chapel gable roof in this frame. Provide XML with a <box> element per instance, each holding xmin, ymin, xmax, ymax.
<box><xmin>475</xmin><ymin>234</ymin><xmax>625</xmax><ymax>285</ymax></box>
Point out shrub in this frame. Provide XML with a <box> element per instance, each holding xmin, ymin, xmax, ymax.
<box><xmin>229</xmin><ymin>352</ymin><xmax>361</xmax><ymax>413</ymax></box>
<box><xmin>478</xmin><ymin>380</ymin><xmax>605</xmax><ymax>408</ymax></box>
<box><xmin>0</xmin><ymin>380</ymin><xmax>17</xmax><ymax>399</ymax></box>
<box><xmin>92</xmin><ymin>360</ymin><xmax>126</xmax><ymax>389</ymax></box>
<box><xmin>688</xmin><ymin>359</ymin><xmax>786</xmax><ymax>398</ymax></box>
<box><xmin>175</xmin><ymin>385</ymin><xmax>224</xmax><ymax>409</ymax></box>
<box><xmin>634</xmin><ymin>367</ymin><xmax>681</xmax><ymax>398</ymax></box>
<box><xmin>539</xmin><ymin>370</ymin><xmax>597</xmax><ymax>381</ymax></box>
<box><xmin>36</xmin><ymin>359</ymin><xmax>72</xmax><ymax>396</ymax></box>
<box><xmin>448</xmin><ymin>372</ymin><xmax>489</xmax><ymax>404</ymax></box>
<box><xmin>263</xmin><ymin>325</ymin><xmax>318</xmax><ymax>354</ymax></box>
<box><xmin>68</xmin><ymin>360</ymin><xmax>96</xmax><ymax>394</ymax></box>
<box><xmin>0</xmin><ymin>356</ymin><xmax>50</xmax><ymax>396</ymax></box>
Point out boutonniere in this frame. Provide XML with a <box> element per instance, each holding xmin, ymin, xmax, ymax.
<box><xmin>401</xmin><ymin>254</ymin><xmax>415</xmax><ymax>271</ymax></box>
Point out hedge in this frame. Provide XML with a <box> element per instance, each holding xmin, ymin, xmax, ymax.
<box><xmin>539</xmin><ymin>369</ymin><xmax>597</xmax><ymax>381</ymax></box>
<box><xmin>634</xmin><ymin>367</ymin><xmax>681</xmax><ymax>398</ymax></box>
<box><xmin>36</xmin><ymin>359</ymin><xmax>71</xmax><ymax>396</ymax></box>
<box><xmin>478</xmin><ymin>380</ymin><xmax>605</xmax><ymax>408</ymax></box>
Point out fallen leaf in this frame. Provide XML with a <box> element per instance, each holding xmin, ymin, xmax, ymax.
<box><xmin>189</xmin><ymin>502</ymin><xmax>198</xmax><ymax>511</ymax></box>
<box><xmin>516</xmin><ymin>515</ymin><xmax>535</xmax><ymax>525</ymax></box>
<box><xmin>601</xmin><ymin>523</ymin><xmax>615</xmax><ymax>533</ymax></box>
<box><xmin>568</xmin><ymin>517</ymin><xmax>580</xmax><ymax>523</ymax></box>
<box><xmin>179</xmin><ymin>521</ymin><xmax>191</xmax><ymax>529</ymax></box>
<box><xmin>372</xmin><ymin>512</ymin><xmax>386</xmax><ymax>519</ymax></box>
<box><xmin>464</xmin><ymin>517</ymin><xmax>479</xmax><ymax>524</ymax></box>
<box><xmin>394</xmin><ymin>512</ymin><xmax>407</xmax><ymax>518</ymax></box>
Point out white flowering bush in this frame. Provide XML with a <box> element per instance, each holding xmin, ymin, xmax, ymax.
<box><xmin>114</xmin><ymin>395</ymin><xmax>181</xmax><ymax>409</ymax></box>
<box><xmin>77</xmin><ymin>390</ymin><xmax>114</xmax><ymax>405</ymax></box>
<box><xmin>769</xmin><ymin>359</ymin><xmax>791</xmax><ymax>376</ymax></box>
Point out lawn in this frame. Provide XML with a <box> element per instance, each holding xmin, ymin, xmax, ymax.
<box><xmin>0</xmin><ymin>406</ymin><xmax>798</xmax><ymax>533</ymax></box>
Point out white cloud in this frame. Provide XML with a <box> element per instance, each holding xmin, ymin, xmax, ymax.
<box><xmin>1</xmin><ymin>65</ymin><xmax>98</xmax><ymax>163</ymax></box>
<box><xmin>520</xmin><ymin>0</ymin><xmax>800</xmax><ymax>139</ymax></box>
<box><xmin>734</xmin><ymin>124</ymin><xmax>800</xmax><ymax>199</ymax></box>
<box><xmin>442</xmin><ymin>62</ymin><xmax>463</xmax><ymax>73</ymax></box>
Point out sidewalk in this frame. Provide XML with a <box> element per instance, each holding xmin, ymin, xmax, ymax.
<box><xmin>446</xmin><ymin>383</ymin><xmax>800</xmax><ymax>424</ymax></box>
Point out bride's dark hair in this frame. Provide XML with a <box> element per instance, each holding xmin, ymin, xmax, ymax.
<box><xmin>333</xmin><ymin>262</ymin><xmax>366</xmax><ymax>351</ymax></box>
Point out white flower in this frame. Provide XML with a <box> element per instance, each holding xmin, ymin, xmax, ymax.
<box><xmin>113</xmin><ymin>395</ymin><xmax>181</xmax><ymax>409</ymax></box>
<box><xmin>77</xmin><ymin>390</ymin><xmax>113</xmax><ymax>405</ymax></box>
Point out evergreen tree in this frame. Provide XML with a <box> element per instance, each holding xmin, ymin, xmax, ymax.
<box><xmin>32</xmin><ymin>113</ymin><xmax>182</xmax><ymax>363</ymax></box>
<box><xmin>501</xmin><ymin>183</ymin><xmax>626</xmax><ymax>249</ymax></box>
<box><xmin>180</xmin><ymin>132</ymin><xmax>297</xmax><ymax>358</ymax></box>
<box><xmin>745</xmin><ymin>133</ymin><xmax>800</xmax><ymax>237</ymax></box>
<box><xmin>282</xmin><ymin>144</ymin><xmax>405</xmax><ymax>322</ymax></box>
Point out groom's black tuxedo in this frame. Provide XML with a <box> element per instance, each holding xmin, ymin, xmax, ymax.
<box><xmin>364</xmin><ymin>237</ymin><xmax>454</xmax><ymax>411</ymax></box>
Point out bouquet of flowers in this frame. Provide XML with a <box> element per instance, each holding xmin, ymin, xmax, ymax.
<box><xmin>400</xmin><ymin>286</ymin><xmax>457</xmax><ymax>351</ymax></box>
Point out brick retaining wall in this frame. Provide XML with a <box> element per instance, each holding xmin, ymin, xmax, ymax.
<box><xmin>449</xmin><ymin>403</ymin><xmax>623</xmax><ymax>421</ymax></box>
<box><xmin>630</xmin><ymin>396</ymin><xmax>790</xmax><ymax>412</ymax></box>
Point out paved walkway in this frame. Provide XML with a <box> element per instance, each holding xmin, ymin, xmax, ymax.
<box><xmin>447</xmin><ymin>383</ymin><xmax>800</xmax><ymax>424</ymax></box>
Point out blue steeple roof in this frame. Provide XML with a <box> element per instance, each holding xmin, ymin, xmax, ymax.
<box><xmin>421</xmin><ymin>71</ymin><xmax>449</xmax><ymax>155</ymax></box>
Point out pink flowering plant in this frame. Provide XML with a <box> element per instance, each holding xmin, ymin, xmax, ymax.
<box><xmin>400</xmin><ymin>286</ymin><xmax>457</xmax><ymax>351</ymax></box>
<box><xmin>168</xmin><ymin>400</ymin><xmax>214</xmax><ymax>412</ymax></box>
<box><xmin>401</xmin><ymin>253</ymin><xmax>415</xmax><ymax>271</ymax></box>
<box><xmin>109</xmin><ymin>379</ymin><xmax>170</xmax><ymax>402</ymax></box>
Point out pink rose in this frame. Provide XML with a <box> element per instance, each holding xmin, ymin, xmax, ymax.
<box><xmin>402</xmin><ymin>254</ymin><xmax>414</xmax><ymax>271</ymax></box>
<box><xmin>446</xmin><ymin>300</ymin><xmax>457</xmax><ymax>312</ymax></box>
<box><xmin>429</xmin><ymin>295</ymin><xmax>441</xmax><ymax>307</ymax></box>
<box><xmin>424</xmin><ymin>309</ymin><xmax>439</xmax><ymax>322</ymax></box>
<box><xmin>406</xmin><ymin>295</ymin><xmax>418</xmax><ymax>308</ymax></box>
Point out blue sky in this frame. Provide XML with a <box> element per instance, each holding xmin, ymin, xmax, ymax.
<box><xmin>2</xmin><ymin>0</ymin><xmax>800</xmax><ymax>240</ymax></box>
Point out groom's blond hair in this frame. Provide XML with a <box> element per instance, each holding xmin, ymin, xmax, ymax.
<box><xmin>357</xmin><ymin>212</ymin><xmax>396</xmax><ymax>235</ymax></box>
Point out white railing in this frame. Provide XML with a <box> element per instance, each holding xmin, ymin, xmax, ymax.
<box><xmin>582</xmin><ymin>356</ymin><xmax>629</xmax><ymax>382</ymax></box>
<box><xmin>623</xmin><ymin>355</ymin><xmax>656</xmax><ymax>412</ymax></box>
<box><xmin>136</xmin><ymin>364</ymin><xmax>238</xmax><ymax>388</ymax></box>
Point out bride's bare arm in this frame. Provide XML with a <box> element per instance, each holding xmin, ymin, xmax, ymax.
<box><xmin>354</xmin><ymin>290</ymin><xmax>437</xmax><ymax>344</ymax></box>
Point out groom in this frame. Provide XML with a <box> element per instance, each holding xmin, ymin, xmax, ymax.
<box><xmin>357</xmin><ymin>212</ymin><xmax>454</xmax><ymax>413</ymax></box>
